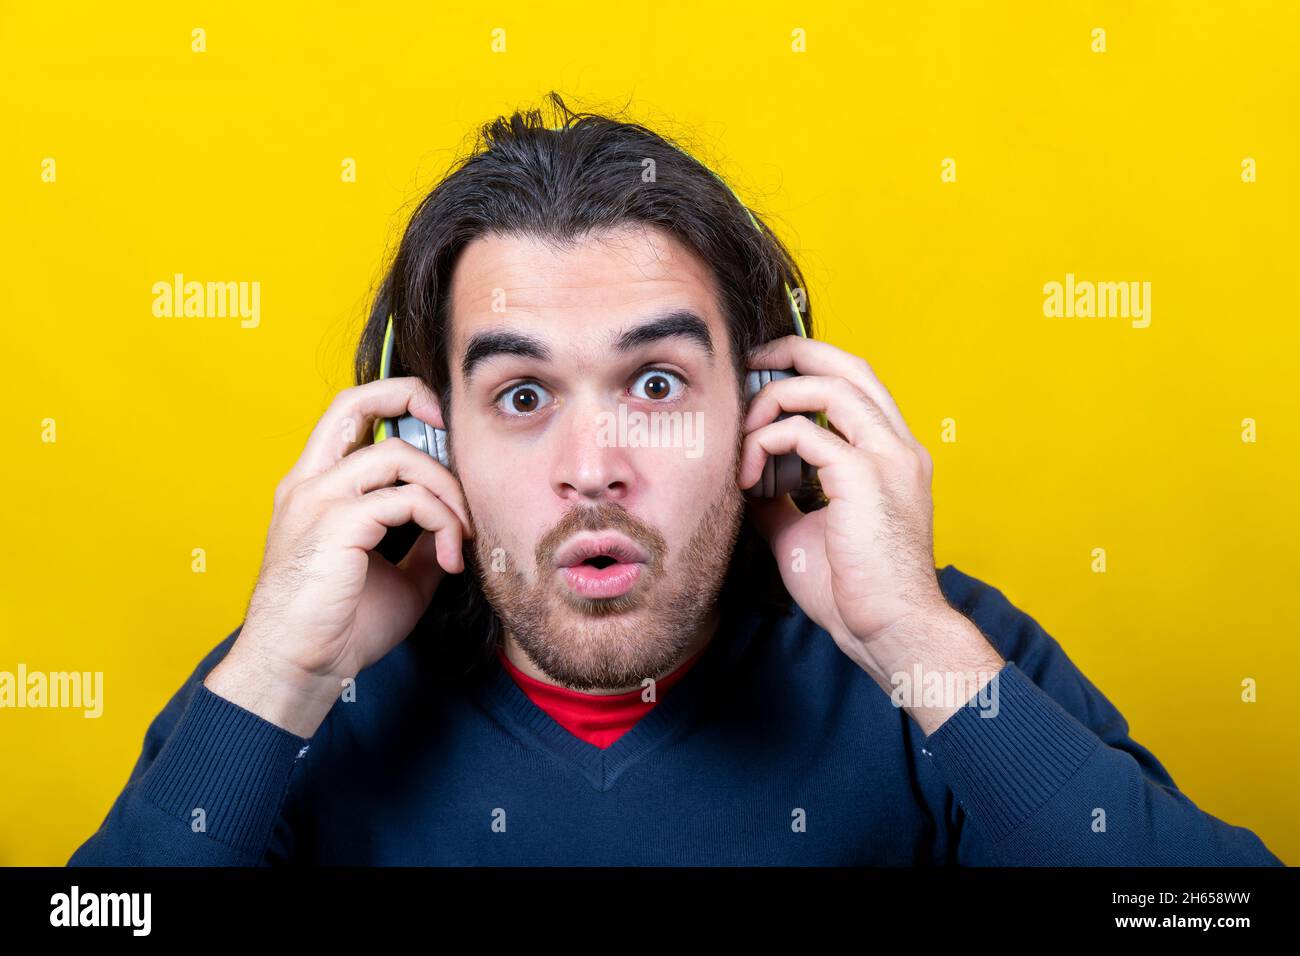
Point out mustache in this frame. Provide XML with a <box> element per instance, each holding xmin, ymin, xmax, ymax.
<box><xmin>535</xmin><ymin>501</ymin><xmax>667</xmax><ymax>569</ymax></box>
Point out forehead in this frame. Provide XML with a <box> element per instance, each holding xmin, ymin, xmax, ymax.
<box><xmin>446</xmin><ymin>224</ymin><xmax>727</xmax><ymax>363</ymax></box>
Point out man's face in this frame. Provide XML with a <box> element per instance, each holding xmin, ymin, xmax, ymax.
<box><xmin>446</xmin><ymin>223</ymin><xmax>748</xmax><ymax>691</ymax></box>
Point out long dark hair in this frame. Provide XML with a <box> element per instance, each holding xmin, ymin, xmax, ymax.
<box><xmin>354</xmin><ymin>92</ymin><xmax>827</xmax><ymax>683</ymax></box>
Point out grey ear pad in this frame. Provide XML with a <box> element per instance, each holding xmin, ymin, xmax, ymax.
<box><xmin>744</xmin><ymin>368</ymin><xmax>812</xmax><ymax>498</ymax></box>
<box><xmin>391</xmin><ymin>414</ymin><xmax>450</xmax><ymax>468</ymax></box>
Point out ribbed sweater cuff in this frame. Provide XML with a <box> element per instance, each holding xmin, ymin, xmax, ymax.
<box><xmin>140</xmin><ymin>683</ymin><xmax>308</xmax><ymax>855</ymax></box>
<box><xmin>924</xmin><ymin>662</ymin><xmax>1101</xmax><ymax>845</ymax></box>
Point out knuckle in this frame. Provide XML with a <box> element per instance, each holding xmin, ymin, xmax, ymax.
<box><xmin>282</xmin><ymin>477</ymin><xmax>325</xmax><ymax>519</ymax></box>
<box><xmin>812</xmin><ymin>417</ymin><xmax>845</xmax><ymax>448</ymax></box>
<box><xmin>904</xmin><ymin>449</ymin><xmax>924</xmax><ymax>476</ymax></box>
<box><xmin>330</xmin><ymin>384</ymin><xmax>362</xmax><ymax>414</ymax></box>
<box><xmin>420</xmin><ymin>485</ymin><xmax>452</xmax><ymax>517</ymax></box>
<box><xmin>897</xmin><ymin>445</ymin><xmax>930</xmax><ymax>484</ymax></box>
<box><xmin>917</xmin><ymin>444</ymin><xmax>933</xmax><ymax>471</ymax></box>
<box><xmin>276</xmin><ymin>480</ymin><xmax>300</xmax><ymax>513</ymax></box>
<box><xmin>370</xmin><ymin>484</ymin><xmax>404</xmax><ymax>504</ymax></box>
<box><xmin>887</xmin><ymin>443</ymin><xmax>917</xmax><ymax>469</ymax></box>
<box><xmin>378</xmin><ymin>438</ymin><xmax>427</xmax><ymax>480</ymax></box>
<box><xmin>844</xmin><ymin>379</ymin><xmax>872</xmax><ymax>410</ymax></box>
<box><xmin>408</xmin><ymin>485</ymin><xmax>450</xmax><ymax>525</ymax></box>
<box><xmin>396</xmin><ymin>481</ymin><xmax>427</xmax><ymax>503</ymax></box>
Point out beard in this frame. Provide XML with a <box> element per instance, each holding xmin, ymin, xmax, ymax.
<box><xmin>469</xmin><ymin>446</ymin><xmax>747</xmax><ymax>693</ymax></box>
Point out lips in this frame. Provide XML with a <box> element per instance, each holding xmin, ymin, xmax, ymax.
<box><xmin>553</xmin><ymin>533</ymin><xmax>649</xmax><ymax>570</ymax></box>
<box><xmin>554</xmin><ymin>533</ymin><xmax>649</xmax><ymax>600</ymax></box>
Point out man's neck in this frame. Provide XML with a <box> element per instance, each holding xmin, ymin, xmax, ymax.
<box><xmin>500</xmin><ymin>603</ymin><xmax>722</xmax><ymax>695</ymax></box>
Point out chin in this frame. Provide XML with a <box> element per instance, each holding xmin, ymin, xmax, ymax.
<box><xmin>522</xmin><ymin>604</ymin><xmax>689</xmax><ymax>690</ymax></box>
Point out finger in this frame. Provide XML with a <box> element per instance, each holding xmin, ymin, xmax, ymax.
<box><xmin>737</xmin><ymin>413</ymin><xmax>857</xmax><ymax>494</ymax></box>
<box><xmin>285</xmin><ymin>377</ymin><xmax>446</xmax><ymax>489</ymax></box>
<box><xmin>748</xmin><ymin>335</ymin><xmax>919</xmax><ymax>448</ymax></box>
<box><xmin>334</xmin><ymin>484</ymin><xmax>466</xmax><ymax>573</ymax></box>
<box><xmin>306</xmin><ymin>437</ymin><xmax>475</xmax><ymax>541</ymax></box>
<box><xmin>743</xmin><ymin>373</ymin><xmax>904</xmax><ymax>456</ymax></box>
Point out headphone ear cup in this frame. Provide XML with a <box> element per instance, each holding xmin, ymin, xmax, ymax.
<box><xmin>743</xmin><ymin>369</ymin><xmax>790</xmax><ymax>502</ymax></box>
<box><xmin>431</xmin><ymin>426</ymin><xmax>450</xmax><ymax>469</ymax></box>
<box><xmin>743</xmin><ymin>371</ymin><xmax>770</xmax><ymax>498</ymax></box>
<box><xmin>391</xmin><ymin>414</ymin><xmax>452</xmax><ymax>469</ymax></box>
<box><xmin>772</xmin><ymin>442</ymin><xmax>805</xmax><ymax>497</ymax></box>
<box><xmin>768</xmin><ymin>368</ymin><xmax>810</xmax><ymax>497</ymax></box>
<box><xmin>744</xmin><ymin>368</ymin><xmax>809</xmax><ymax>498</ymax></box>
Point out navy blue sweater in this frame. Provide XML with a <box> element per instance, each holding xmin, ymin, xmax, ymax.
<box><xmin>68</xmin><ymin>565</ymin><xmax>1283</xmax><ymax>866</ymax></box>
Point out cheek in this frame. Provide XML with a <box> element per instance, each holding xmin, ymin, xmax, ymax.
<box><xmin>455</xmin><ymin>431</ymin><xmax>521</xmax><ymax>506</ymax></box>
<box><xmin>640</xmin><ymin>451</ymin><xmax>732</xmax><ymax>539</ymax></box>
<box><xmin>456</xmin><ymin>452</ymin><xmax>545</xmax><ymax>564</ymax></box>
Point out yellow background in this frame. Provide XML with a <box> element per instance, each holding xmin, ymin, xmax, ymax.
<box><xmin>1</xmin><ymin>1</ymin><xmax>1296</xmax><ymax>866</ymax></box>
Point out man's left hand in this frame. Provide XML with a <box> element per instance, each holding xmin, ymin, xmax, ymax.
<box><xmin>738</xmin><ymin>334</ymin><xmax>1005</xmax><ymax>734</ymax></box>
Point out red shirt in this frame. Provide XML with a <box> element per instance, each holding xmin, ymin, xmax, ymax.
<box><xmin>494</xmin><ymin>644</ymin><xmax>705</xmax><ymax>749</ymax></box>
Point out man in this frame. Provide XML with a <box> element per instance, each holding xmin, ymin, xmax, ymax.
<box><xmin>69</xmin><ymin>96</ymin><xmax>1283</xmax><ymax>866</ymax></box>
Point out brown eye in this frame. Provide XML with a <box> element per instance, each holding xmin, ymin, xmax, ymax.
<box><xmin>496</xmin><ymin>382</ymin><xmax>553</xmax><ymax>417</ymax></box>
<box><xmin>632</xmin><ymin>369</ymin><xmax>683</xmax><ymax>401</ymax></box>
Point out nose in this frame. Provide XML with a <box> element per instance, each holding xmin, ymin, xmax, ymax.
<box><xmin>550</xmin><ymin>395</ymin><xmax>636</xmax><ymax>503</ymax></box>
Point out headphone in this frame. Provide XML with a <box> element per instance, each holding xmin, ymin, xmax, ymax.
<box><xmin>374</xmin><ymin>130</ymin><xmax>820</xmax><ymax>498</ymax></box>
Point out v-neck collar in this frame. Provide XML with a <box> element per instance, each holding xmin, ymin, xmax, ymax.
<box><xmin>475</xmin><ymin>603</ymin><xmax>769</xmax><ymax>791</ymax></box>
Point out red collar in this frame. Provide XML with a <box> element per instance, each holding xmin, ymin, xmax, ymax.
<box><xmin>495</xmin><ymin>644</ymin><xmax>705</xmax><ymax>749</ymax></box>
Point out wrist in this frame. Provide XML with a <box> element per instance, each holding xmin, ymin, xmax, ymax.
<box><xmin>852</xmin><ymin>606</ymin><xmax>1007</xmax><ymax>737</ymax></box>
<box><xmin>205</xmin><ymin>645</ymin><xmax>341</xmax><ymax>738</ymax></box>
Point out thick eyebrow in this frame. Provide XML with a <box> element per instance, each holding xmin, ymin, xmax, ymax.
<box><xmin>460</xmin><ymin>309</ymin><xmax>715</xmax><ymax>385</ymax></box>
<box><xmin>460</xmin><ymin>330</ymin><xmax>552</xmax><ymax>384</ymax></box>
<box><xmin>613</xmin><ymin>310</ymin><xmax>715</xmax><ymax>358</ymax></box>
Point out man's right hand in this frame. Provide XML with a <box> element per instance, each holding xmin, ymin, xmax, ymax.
<box><xmin>203</xmin><ymin>376</ymin><xmax>475</xmax><ymax>738</ymax></box>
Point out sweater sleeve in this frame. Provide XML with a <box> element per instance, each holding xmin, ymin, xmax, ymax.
<box><xmin>67</xmin><ymin>626</ymin><xmax>309</xmax><ymax>866</ymax></box>
<box><xmin>923</xmin><ymin>566</ymin><xmax>1285</xmax><ymax>867</ymax></box>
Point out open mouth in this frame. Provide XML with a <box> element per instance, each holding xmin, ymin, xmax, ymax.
<box><xmin>554</xmin><ymin>534</ymin><xmax>650</xmax><ymax>600</ymax></box>
<box><xmin>557</xmin><ymin>553</ymin><xmax>646</xmax><ymax>599</ymax></box>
